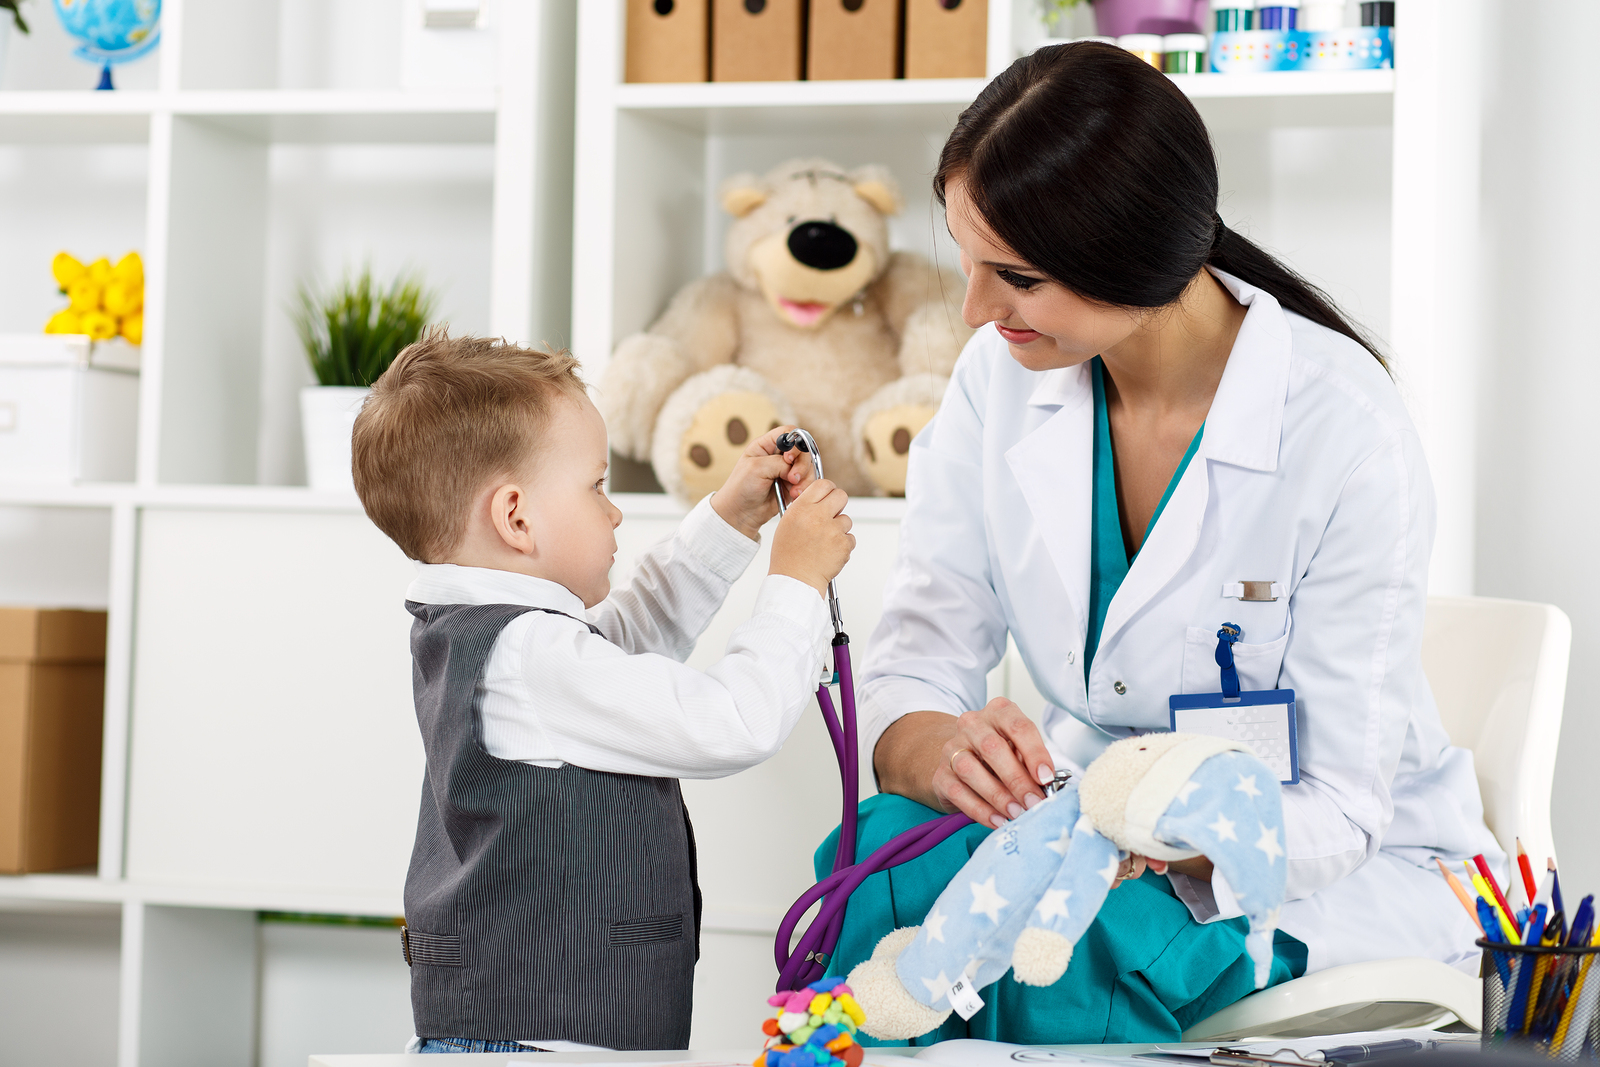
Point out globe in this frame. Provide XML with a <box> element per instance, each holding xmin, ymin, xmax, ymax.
<box><xmin>53</xmin><ymin>0</ymin><xmax>161</xmax><ymax>90</ymax></box>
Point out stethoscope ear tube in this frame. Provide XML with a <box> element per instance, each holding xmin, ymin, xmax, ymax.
<box><xmin>771</xmin><ymin>430</ymin><xmax>978</xmax><ymax>991</ymax></box>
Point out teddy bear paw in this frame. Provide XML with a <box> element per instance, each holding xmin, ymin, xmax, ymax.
<box><xmin>1010</xmin><ymin>926</ymin><xmax>1073</xmax><ymax>987</ymax></box>
<box><xmin>675</xmin><ymin>391</ymin><xmax>783</xmax><ymax>501</ymax></box>
<box><xmin>859</xmin><ymin>403</ymin><xmax>935</xmax><ymax>497</ymax></box>
<box><xmin>846</xmin><ymin>926</ymin><xmax>952</xmax><ymax>1040</ymax></box>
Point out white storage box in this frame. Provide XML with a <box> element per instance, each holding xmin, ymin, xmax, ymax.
<box><xmin>0</xmin><ymin>335</ymin><xmax>140</xmax><ymax>485</ymax></box>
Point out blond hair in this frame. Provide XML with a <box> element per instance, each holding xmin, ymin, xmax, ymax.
<box><xmin>352</xmin><ymin>328</ymin><xmax>584</xmax><ymax>562</ymax></box>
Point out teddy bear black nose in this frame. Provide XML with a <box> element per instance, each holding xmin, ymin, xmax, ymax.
<box><xmin>788</xmin><ymin>220</ymin><xmax>858</xmax><ymax>271</ymax></box>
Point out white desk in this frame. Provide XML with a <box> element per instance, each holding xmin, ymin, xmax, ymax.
<box><xmin>307</xmin><ymin>1043</ymin><xmax>1186</xmax><ymax>1066</ymax></box>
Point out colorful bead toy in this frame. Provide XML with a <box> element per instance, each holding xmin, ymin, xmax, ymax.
<box><xmin>756</xmin><ymin>976</ymin><xmax>866</xmax><ymax>1067</ymax></box>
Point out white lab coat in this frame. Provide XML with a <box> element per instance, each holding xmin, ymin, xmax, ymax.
<box><xmin>859</xmin><ymin>269</ymin><xmax>1503</xmax><ymax>974</ymax></box>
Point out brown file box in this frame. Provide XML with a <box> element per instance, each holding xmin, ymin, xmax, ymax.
<box><xmin>712</xmin><ymin>0</ymin><xmax>804</xmax><ymax>82</ymax></box>
<box><xmin>626</xmin><ymin>0</ymin><xmax>711</xmax><ymax>83</ymax></box>
<box><xmin>905</xmin><ymin>0</ymin><xmax>989</xmax><ymax>79</ymax></box>
<box><xmin>0</xmin><ymin>608</ymin><xmax>106</xmax><ymax>874</ymax></box>
<box><xmin>808</xmin><ymin>0</ymin><xmax>901</xmax><ymax>81</ymax></box>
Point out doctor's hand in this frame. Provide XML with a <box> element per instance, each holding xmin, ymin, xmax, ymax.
<box><xmin>876</xmin><ymin>700</ymin><xmax>1057</xmax><ymax>830</ymax></box>
<box><xmin>711</xmin><ymin>425</ymin><xmax>817</xmax><ymax>540</ymax></box>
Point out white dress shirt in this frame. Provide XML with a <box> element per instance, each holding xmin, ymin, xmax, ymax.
<box><xmin>859</xmin><ymin>270</ymin><xmax>1503</xmax><ymax>973</ymax></box>
<box><xmin>405</xmin><ymin>496</ymin><xmax>832</xmax><ymax>779</ymax></box>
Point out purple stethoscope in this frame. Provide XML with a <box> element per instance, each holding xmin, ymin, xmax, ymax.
<box><xmin>768</xmin><ymin>431</ymin><xmax>1072</xmax><ymax>992</ymax></box>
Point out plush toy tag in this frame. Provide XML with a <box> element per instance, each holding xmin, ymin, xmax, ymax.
<box><xmin>945</xmin><ymin>975</ymin><xmax>985</xmax><ymax>1020</ymax></box>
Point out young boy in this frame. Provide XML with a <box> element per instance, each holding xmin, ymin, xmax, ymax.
<box><xmin>351</xmin><ymin>331</ymin><xmax>854</xmax><ymax>1055</ymax></box>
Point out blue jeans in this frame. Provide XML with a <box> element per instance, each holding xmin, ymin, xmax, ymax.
<box><xmin>416</xmin><ymin>1038</ymin><xmax>538</xmax><ymax>1054</ymax></box>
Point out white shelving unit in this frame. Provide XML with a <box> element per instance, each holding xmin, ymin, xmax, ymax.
<box><xmin>0</xmin><ymin>0</ymin><xmax>1485</xmax><ymax>1063</ymax></box>
<box><xmin>0</xmin><ymin>1</ymin><xmax>576</xmax><ymax>1064</ymax></box>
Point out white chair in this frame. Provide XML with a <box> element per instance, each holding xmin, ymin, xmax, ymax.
<box><xmin>1182</xmin><ymin>595</ymin><xmax>1571</xmax><ymax>1041</ymax></box>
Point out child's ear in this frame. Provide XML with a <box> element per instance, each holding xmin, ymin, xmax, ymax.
<box><xmin>490</xmin><ymin>483</ymin><xmax>537</xmax><ymax>555</ymax></box>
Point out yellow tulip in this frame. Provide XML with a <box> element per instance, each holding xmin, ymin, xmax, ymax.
<box><xmin>120</xmin><ymin>312</ymin><xmax>144</xmax><ymax>346</ymax></box>
<box><xmin>112</xmin><ymin>252</ymin><xmax>144</xmax><ymax>287</ymax></box>
<box><xmin>86</xmin><ymin>257</ymin><xmax>113</xmax><ymax>285</ymax></box>
<box><xmin>79</xmin><ymin>310</ymin><xmax>118</xmax><ymax>341</ymax></box>
<box><xmin>68</xmin><ymin>277</ymin><xmax>103</xmax><ymax>313</ymax></box>
<box><xmin>52</xmin><ymin>252</ymin><xmax>86</xmax><ymax>292</ymax></box>
<box><xmin>45</xmin><ymin>308</ymin><xmax>82</xmax><ymax>334</ymax></box>
<box><xmin>103</xmin><ymin>279</ymin><xmax>142</xmax><ymax>317</ymax></box>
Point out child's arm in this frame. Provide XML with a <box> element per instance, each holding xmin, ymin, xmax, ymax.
<box><xmin>505</xmin><ymin>482</ymin><xmax>854</xmax><ymax>778</ymax></box>
<box><xmin>589</xmin><ymin>426</ymin><xmax>814</xmax><ymax>658</ymax></box>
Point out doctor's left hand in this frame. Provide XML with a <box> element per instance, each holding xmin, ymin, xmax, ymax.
<box><xmin>710</xmin><ymin>425</ymin><xmax>817</xmax><ymax>540</ymax></box>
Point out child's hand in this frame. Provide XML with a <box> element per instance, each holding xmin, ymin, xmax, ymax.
<box><xmin>769</xmin><ymin>478</ymin><xmax>854</xmax><ymax>596</ymax></box>
<box><xmin>710</xmin><ymin>425</ymin><xmax>817</xmax><ymax>540</ymax></box>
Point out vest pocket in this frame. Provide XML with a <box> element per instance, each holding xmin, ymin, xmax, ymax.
<box><xmin>401</xmin><ymin>927</ymin><xmax>464</xmax><ymax>967</ymax></box>
<box><xmin>610</xmin><ymin>915</ymin><xmax>685</xmax><ymax>946</ymax></box>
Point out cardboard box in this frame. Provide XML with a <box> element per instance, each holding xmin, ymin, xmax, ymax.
<box><xmin>0</xmin><ymin>609</ymin><xmax>106</xmax><ymax>874</ymax></box>
<box><xmin>626</xmin><ymin>0</ymin><xmax>710</xmax><ymax>83</ymax></box>
<box><xmin>904</xmin><ymin>0</ymin><xmax>988</xmax><ymax>79</ymax></box>
<box><xmin>712</xmin><ymin>0</ymin><xmax>804</xmax><ymax>82</ymax></box>
<box><xmin>808</xmin><ymin>0</ymin><xmax>901</xmax><ymax>81</ymax></box>
<box><xmin>0</xmin><ymin>334</ymin><xmax>140</xmax><ymax>485</ymax></box>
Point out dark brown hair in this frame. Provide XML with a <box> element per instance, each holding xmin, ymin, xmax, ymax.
<box><xmin>935</xmin><ymin>42</ymin><xmax>1385</xmax><ymax>367</ymax></box>
<box><xmin>351</xmin><ymin>327</ymin><xmax>584</xmax><ymax>562</ymax></box>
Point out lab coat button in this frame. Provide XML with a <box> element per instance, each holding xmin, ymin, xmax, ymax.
<box><xmin>1113</xmin><ymin>680</ymin><xmax>1127</xmax><ymax>695</ymax></box>
<box><xmin>1067</xmin><ymin>651</ymin><xmax>1076</xmax><ymax>664</ymax></box>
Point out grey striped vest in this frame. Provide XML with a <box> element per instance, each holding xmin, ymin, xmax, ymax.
<box><xmin>402</xmin><ymin>601</ymin><xmax>701</xmax><ymax>1047</ymax></box>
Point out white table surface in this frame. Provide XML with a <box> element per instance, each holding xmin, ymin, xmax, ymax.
<box><xmin>307</xmin><ymin>1043</ymin><xmax>1182</xmax><ymax>1066</ymax></box>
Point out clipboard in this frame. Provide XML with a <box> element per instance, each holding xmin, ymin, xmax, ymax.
<box><xmin>1168</xmin><ymin>689</ymin><xmax>1299</xmax><ymax>784</ymax></box>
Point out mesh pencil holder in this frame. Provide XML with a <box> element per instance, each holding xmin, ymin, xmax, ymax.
<box><xmin>1479</xmin><ymin>937</ymin><xmax>1600</xmax><ymax>1060</ymax></box>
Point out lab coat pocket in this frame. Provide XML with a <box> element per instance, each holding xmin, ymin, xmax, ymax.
<box><xmin>1180</xmin><ymin>624</ymin><xmax>1291</xmax><ymax>695</ymax></box>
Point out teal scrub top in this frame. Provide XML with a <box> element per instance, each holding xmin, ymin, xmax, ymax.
<box><xmin>1084</xmin><ymin>357</ymin><xmax>1204</xmax><ymax>680</ymax></box>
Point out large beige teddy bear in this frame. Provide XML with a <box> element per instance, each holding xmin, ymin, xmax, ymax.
<box><xmin>598</xmin><ymin>159</ymin><xmax>972</xmax><ymax>502</ymax></box>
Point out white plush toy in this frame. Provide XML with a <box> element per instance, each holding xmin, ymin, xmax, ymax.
<box><xmin>597</xmin><ymin>158</ymin><xmax>971</xmax><ymax>502</ymax></box>
<box><xmin>846</xmin><ymin>734</ymin><xmax>1288</xmax><ymax>1040</ymax></box>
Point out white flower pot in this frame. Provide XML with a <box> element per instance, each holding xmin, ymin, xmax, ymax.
<box><xmin>300</xmin><ymin>385</ymin><xmax>370</xmax><ymax>492</ymax></box>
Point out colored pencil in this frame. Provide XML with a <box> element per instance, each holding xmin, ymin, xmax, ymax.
<box><xmin>1475</xmin><ymin>853</ymin><xmax>1518</xmax><ymax>933</ymax></box>
<box><xmin>1469</xmin><ymin>862</ymin><xmax>1521</xmax><ymax>944</ymax></box>
<box><xmin>1479</xmin><ymin>897</ymin><xmax>1512</xmax><ymax>988</ymax></box>
<box><xmin>1550</xmin><ymin>857</ymin><xmax>1566</xmax><ymax>920</ymax></box>
<box><xmin>1517</xmin><ymin>838</ymin><xmax>1539</xmax><ymax>906</ymax></box>
<box><xmin>1437</xmin><ymin>857</ymin><xmax>1484</xmax><ymax>934</ymax></box>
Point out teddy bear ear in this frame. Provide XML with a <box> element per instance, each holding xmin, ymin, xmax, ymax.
<box><xmin>850</xmin><ymin>165</ymin><xmax>904</xmax><ymax>216</ymax></box>
<box><xmin>719</xmin><ymin>173</ymin><xmax>769</xmax><ymax>217</ymax></box>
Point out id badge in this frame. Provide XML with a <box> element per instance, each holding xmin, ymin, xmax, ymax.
<box><xmin>1168</xmin><ymin>622</ymin><xmax>1299</xmax><ymax>784</ymax></box>
<box><xmin>1168</xmin><ymin>689</ymin><xmax>1299</xmax><ymax>784</ymax></box>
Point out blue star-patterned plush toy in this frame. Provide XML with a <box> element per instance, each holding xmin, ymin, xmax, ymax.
<box><xmin>846</xmin><ymin>734</ymin><xmax>1286</xmax><ymax>1040</ymax></box>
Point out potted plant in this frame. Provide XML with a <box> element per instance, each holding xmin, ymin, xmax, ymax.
<box><xmin>294</xmin><ymin>268</ymin><xmax>437</xmax><ymax>492</ymax></box>
<box><xmin>1041</xmin><ymin>0</ymin><xmax>1207</xmax><ymax>39</ymax></box>
<box><xmin>1</xmin><ymin>1</ymin><xmax>29</xmax><ymax>81</ymax></box>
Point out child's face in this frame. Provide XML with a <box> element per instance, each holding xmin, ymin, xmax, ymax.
<box><xmin>524</xmin><ymin>394</ymin><xmax>622</xmax><ymax>608</ymax></box>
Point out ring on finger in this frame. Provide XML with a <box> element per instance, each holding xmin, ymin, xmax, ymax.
<box><xmin>949</xmin><ymin>748</ymin><xmax>971</xmax><ymax>774</ymax></box>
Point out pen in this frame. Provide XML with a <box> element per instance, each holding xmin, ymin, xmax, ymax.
<box><xmin>1508</xmin><ymin>904</ymin><xmax>1544</xmax><ymax>1035</ymax></box>
<box><xmin>1478</xmin><ymin>898</ymin><xmax>1511</xmax><ymax>987</ymax></box>
<box><xmin>1550</xmin><ymin>858</ymin><xmax>1565</xmax><ymax>920</ymax></box>
<box><xmin>1318</xmin><ymin>1039</ymin><xmax>1423</xmax><ymax>1064</ymax></box>
<box><xmin>1556</xmin><ymin>927</ymin><xmax>1600</xmax><ymax>1058</ymax></box>
<box><xmin>1437</xmin><ymin>858</ymin><xmax>1483</xmax><ymax>934</ymax></box>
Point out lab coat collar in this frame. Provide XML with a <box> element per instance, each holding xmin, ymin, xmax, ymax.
<box><xmin>1199</xmin><ymin>267</ymin><xmax>1292</xmax><ymax>474</ymax></box>
<box><xmin>406</xmin><ymin>562</ymin><xmax>589</xmax><ymax>618</ymax></box>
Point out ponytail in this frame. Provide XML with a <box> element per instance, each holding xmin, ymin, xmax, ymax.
<box><xmin>936</xmin><ymin>43</ymin><xmax>1387</xmax><ymax>371</ymax></box>
<box><xmin>1210</xmin><ymin>220</ymin><xmax>1387</xmax><ymax>370</ymax></box>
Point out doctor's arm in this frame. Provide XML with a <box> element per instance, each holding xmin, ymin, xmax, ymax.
<box><xmin>1273</xmin><ymin>429</ymin><xmax>1433</xmax><ymax>899</ymax></box>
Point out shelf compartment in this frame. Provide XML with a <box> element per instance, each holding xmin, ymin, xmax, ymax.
<box><xmin>171</xmin><ymin>91</ymin><xmax>499</xmax><ymax>144</ymax></box>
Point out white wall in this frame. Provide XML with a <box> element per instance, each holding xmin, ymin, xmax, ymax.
<box><xmin>1474</xmin><ymin>0</ymin><xmax>1600</xmax><ymax>897</ymax></box>
<box><xmin>0</xmin><ymin>906</ymin><xmax>122</xmax><ymax>1067</ymax></box>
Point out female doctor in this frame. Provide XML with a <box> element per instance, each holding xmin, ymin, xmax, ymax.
<box><xmin>831</xmin><ymin>43</ymin><xmax>1503</xmax><ymax>1043</ymax></box>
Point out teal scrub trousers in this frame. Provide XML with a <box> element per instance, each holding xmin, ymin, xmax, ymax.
<box><xmin>814</xmin><ymin>794</ymin><xmax>1307</xmax><ymax>1046</ymax></box>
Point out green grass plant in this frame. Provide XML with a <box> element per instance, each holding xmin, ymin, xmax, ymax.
<box><xmin>294</xmin><ymin>268</ymin><xmax>439</xmax><ymax>388</ymax></box>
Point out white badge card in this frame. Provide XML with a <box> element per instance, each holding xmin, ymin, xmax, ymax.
<box><xmin>1168</xmin><ymin>689</ymin><xmax>1299</xmax><ymax>784</ymax></box>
